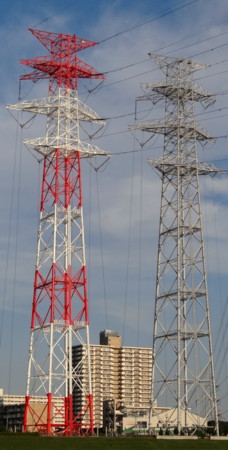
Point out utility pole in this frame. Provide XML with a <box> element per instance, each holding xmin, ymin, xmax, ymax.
<box><xmin>130</xmin><ymin>53</ymin><xmax>224</xmax><ymax>435</ymax></box>
<box><xmin>8</xmin><ymin>28</ymin><xmax>109</xmax><ymax>436</ymax></box>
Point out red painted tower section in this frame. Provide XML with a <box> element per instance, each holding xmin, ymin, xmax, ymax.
<box><xmin>8</xmin><ymin>29</ymin><xmax>108</xmax><ymax>436</ymax></box>
<box><xmin>20</xmin><ymin>29</ymin><xmax>104</xmax><ymax>93</ymax></box>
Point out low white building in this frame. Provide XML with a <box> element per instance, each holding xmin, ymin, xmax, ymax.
<box><xmin>121</xmin><ymin>406</ymin><xmax>206</xmax><ymax>434</ymax></box>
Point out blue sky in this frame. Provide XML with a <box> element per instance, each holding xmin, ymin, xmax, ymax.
<box><xmin>0</xmin><ymin>0</ymin><xmax>228</xmax><ymax>419</ymax></box>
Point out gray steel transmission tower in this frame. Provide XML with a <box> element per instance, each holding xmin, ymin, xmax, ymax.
<box><xmin>130</xmin><ymin>54</ymin><xmax>224</xmax><ymax>435</ymax></box>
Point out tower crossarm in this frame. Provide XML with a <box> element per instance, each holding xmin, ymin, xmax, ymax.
<box><xmin>20</xmin><ymin>55</ymin><xmax>105</xmax><ymax>88</ymax></box>
<box><xmin>28</xmin><ymin>28</ymin><xmax>98</xmax><ymax>53</ymax></box>
<box><xmin>23</xmin><ymin>136</ymin><xmax>110</xmax><ymax>158</ymax></box>
<box><xmin>139</xmin><ymin>81</ymin><xmax>215</xmax><ymax>106</ymax></box>
<box><xmin>160</xmin><ymin>225</ymin><xmax>201</xmax><ymax>237</ymax></box>
<box><xmin>154</xmin><ymin>331</ymin><xmax>210</xmax><ymax>340</ymax></box>
<box><xmin>7</xmin><ymin>91</ymin><xmax>105</xmax><ymax>124</ymax></box>
<box><xmin>156</xmin><ymin>291</ymin><xmax>207</xmax><ymax>301</ymax></box>
<box><xmin>148</xmin><ymin>157</ymin><xmax>226</xmax><ymax>177</ymax></box>
<box><xmin>129</xmin><ymin>120</ymin><xmax>215</xmax><ymax>141</ymax></box>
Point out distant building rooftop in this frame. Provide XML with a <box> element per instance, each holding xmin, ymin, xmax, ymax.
<box><xmin>99</xmin><ymin>330</ymin><xmax>121</xmax><ymax>347</ymax></box>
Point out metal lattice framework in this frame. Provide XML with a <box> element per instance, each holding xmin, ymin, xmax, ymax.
<box><xmin>8</xmin><ymin>28</ymin><xmax>109</xmax><ymax>436</ymax></box>
<box><xmin>130</xmin><ymin>53</ymin><xmax>224</xmax><ymax>435</ymax></box>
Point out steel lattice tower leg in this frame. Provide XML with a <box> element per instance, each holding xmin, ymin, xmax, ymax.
<box><xmin>130</xmin><ymin>54</ymin><xmax>224</xmax><ymax>435</ymax></box>
<box><xmin>8</xmin><ymin>29</ymin><xmax>109</xmax><ymax>436</ymax></box>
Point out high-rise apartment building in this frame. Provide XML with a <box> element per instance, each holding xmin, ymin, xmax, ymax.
<box><xmin>72</xmin><ymin>331</ymin><xmax>152</xmax><ymax>429</ymax></box>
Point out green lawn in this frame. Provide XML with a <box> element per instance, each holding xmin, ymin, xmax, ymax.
<box><xmin>0</xmin><ymin>435</ymin><xmax>228</xmax><ymax>450</ymax></box>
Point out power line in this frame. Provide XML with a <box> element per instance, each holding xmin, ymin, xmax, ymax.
<box><xmin>95</xmin><ymin>168</ymin><xmax>109</xmax><ymax>329</ymax></box>
<box><xmin>28</xmin><ymin>0</ymin><xmax>204</xmax><ymax>46</ymax></box>
<box><xmin>0</xmin><ymin>122</ymin><xmax>20</xmax><ymax>349</ymax></box>
<box><xmin>122</xmin><ymin>149</ymin><xmax>136</xmax><ymax>344</ymax></box>
<box><xmin>86</xmin><ymin>44</ymin><xmax>228</xmax><ymax>94</ymax></box>
<box><xmin>30</xmin><ymin>1</ymin><xmax>76</xmax><ymax>28</ymax></box>
<box><xmin>8</xmin><ymin>131</ymin><xmax>23</xmax><ymax>395</ymax></box>
<box><xmin>100</xmin><ymin>28</ymin><xmax>228</xmax><ymax>76</ymax></box>
<box><xmin>90</xmin><ymin>104</ymin><xmax>228</xmax><ymax>143</ymax></box>
<box><xmin>100</xmin><ymin>103</ymin><xmax>228</xmax><ymax>123</ymax></box>
<box><xmin>99</xmin><ymin>0</ymin><xmax>204</xmax><ymax>44</ymax></box>
<box><xmin>24</xmin><ymin>5</ymin><xmax>228</xmax><ymax>104</ymax></box>
<box><xmin>195</xmin><ymin>68</ymin><xmax>228</xmax><ymax>82</ymax></box>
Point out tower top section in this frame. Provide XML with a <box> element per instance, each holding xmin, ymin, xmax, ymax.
<box><xmin>20</xmin><ymin>28</ymin><xmax>105</xmax><ymax>92</ymax></box>
<box><xmin>148</xmin><ymin>53</ymin><xmax>208</xmax><ymax>77</ymax></box>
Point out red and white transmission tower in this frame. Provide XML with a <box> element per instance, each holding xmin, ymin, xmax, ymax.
<box><xmin>8</xmin><ymin>28</ymin><xmax>109</xmax><ymax>436</ymax></box>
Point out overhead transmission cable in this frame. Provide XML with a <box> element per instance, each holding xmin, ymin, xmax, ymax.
<box><xmin>30</xmin><ymin>1</ymin><xmax>76</xmax><ymax>28</ymax></box>
<box><xmin>137</xmin><ymin>143</ymin><xmax>143</xmax><ymax>347</ymax></box>
<box><xmin>99</xmin><ymin>0</ymin><xmax>204</xmax><ymax>44</ymax></box>
<box><xmin>82</xmin><ymin>37</ymin><xmax>228</xmax><ymax>98</ymax></box>
<box><xmin>122</xmin><ymin>146</ymin><xmax>136</xmax><ymax>345</ymax></box>
<box><xmin>8</xmin><ymin>129</ymin><xmax>23</xmax><ymax>395</ymax></box>
<box><xmin>94</xmin><ymin>162</ymin><xmax>109</xmax><ymax>329</ymax></box>
<box><xmin>97</xmin><ymin>101</ymin><xmax>228</xmax><ymax>125</ymax></box>
<box><xmin>29</xmin><ymin>0</ymin><xmax>204</xmax><ymax>42</ymax></box>
<box><xmin>88</xmin><ymin>105</ymin><xmax>228</xmax><ymax>146</ymax></box>
<box><xmin>0</xmin><ymin>120</ymin><xmax>20</xmax><ymax>349</ymax></box>
<box><xmin>207</xmin><ymin>179</ymin><xmax>228</xmax><ymax>405</ymax></box>
<box><xmin>100</xmin><ymin>28</ymin><xmax>228</xmax><ymax>77</ymax></box>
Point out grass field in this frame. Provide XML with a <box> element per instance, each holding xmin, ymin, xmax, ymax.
<box><xmin>0</xmin><ymin>435</ymin><xmax>228</xmax><ymax>450</ymax></box>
